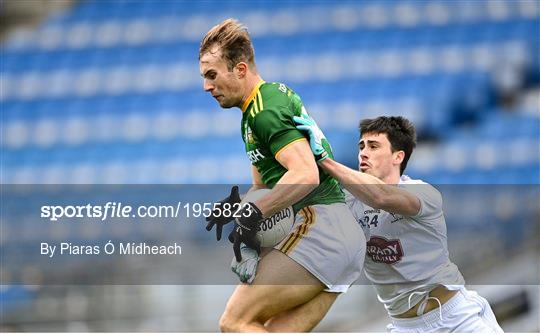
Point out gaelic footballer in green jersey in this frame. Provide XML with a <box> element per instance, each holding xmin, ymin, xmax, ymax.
<box><xmin>241</xmin><ymin>80</ymin><xmax>344</xmax><ymax>212</ymax></box>
<box><xmin>200</xmin><ymin>18</ymin><xmax>365</xmax><ymax>333</ymax></box>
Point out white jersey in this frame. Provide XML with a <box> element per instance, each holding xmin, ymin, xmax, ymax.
<box><xmin>346</xmin><ymin>175</ymin><xmax>465</xmax><ymax>316</ymax></box>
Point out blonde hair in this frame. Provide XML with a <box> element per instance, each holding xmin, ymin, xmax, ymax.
<box><xmin>199</xmin><ymin>18</ymin><xmax>255</xmax><ymax>71</ymax></box>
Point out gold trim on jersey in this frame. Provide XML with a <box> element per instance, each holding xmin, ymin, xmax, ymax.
<box><xmin>257</xmin><ymin>91</ymin><xmax>264</xmax><ymax>112</ymax></box>
<box><xmin>274</xmin><ymin>138</ymin><xmax>307</xmax><ymax>159</ymax></box>
<box><xmin>278</xmin><ymin>207</ymin><xmax>315</xmax><ymax>255</ymax></box>
<box><xmin>250</xmin><ymin>91</ymin><xmax>264</xmax><ymax>117</ymax></box>
<box><xmin>241</xmin><ymin>80</ymin><xmax>265</xmax><ymax>113</ymax></box>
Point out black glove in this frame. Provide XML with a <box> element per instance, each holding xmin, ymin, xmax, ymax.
<box><xmin>206</xmin><ymin>186</ymin><xmax>241</xmax><ymax>241</ymax></box>
<box><xmin>228</xmin><ymin>202</ymin><xmax>264</xmax><ymax>262</ymax></box>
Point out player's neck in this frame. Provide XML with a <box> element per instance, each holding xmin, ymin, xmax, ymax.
<box><xmin>383</xmin><ymin>171</ymin><xmax>401</xmax><ymax>185</ymax></box>
<box><xmin>239</xmin><ymin>73</ymin><xmax>263</xmax><ymax>110</ymax></box>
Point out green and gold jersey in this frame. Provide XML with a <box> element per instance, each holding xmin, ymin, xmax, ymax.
<box><xmin>240</xmin><ymin>81</ymin><xmax>344</xmax><ymax>212</ymax></box>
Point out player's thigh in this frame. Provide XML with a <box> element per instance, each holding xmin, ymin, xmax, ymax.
<box><xmin>224</xmin><ymin>249</ymin><xmax>325</xmax><ymax>322</ymax></box>
<box><xmin>254</xmin><ymin>248</ymin><xmax>324</xmax><ymax>286</ymax></box>
<box><xmin>264</xmin><ymin>291</ymin><xmax>339</xmax><ymax>332</ymax></box>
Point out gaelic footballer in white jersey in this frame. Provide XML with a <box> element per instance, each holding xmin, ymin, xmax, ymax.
<box><xmin>345</xmin><ymin>175</ymin><xmax>465</xmax><ymax>316</ymax></box>
<box><xmin>294</xmin><ymin>115</ymin><xmax>503</xmax><ymax>333</ymax></box>
<box><xmin>345</xmin><ymin>176</ymin><xmax>502</xmax><ymax>333</ymax></box>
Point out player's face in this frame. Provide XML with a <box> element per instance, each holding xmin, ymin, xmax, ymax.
<box><xmin>358</xmin><ymin>132</ymin><xmax>400</xmax><ymax>180</ymax></box>
<box><xmin>199</xmin><ymin>47</ymin><xmax>243</xmax><ymax>109</ymax></box>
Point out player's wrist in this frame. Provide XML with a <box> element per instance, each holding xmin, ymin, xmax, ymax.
<box><xmin>236</xmin><ymin>202</ymin><xmax>263</xmax><ymax>230</ymax></box>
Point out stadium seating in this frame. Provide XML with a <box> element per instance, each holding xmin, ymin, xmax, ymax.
<box><xmin>2</xmin><ymin>0</ymin><xmax>538</xmax><ymax>186</ymax></box>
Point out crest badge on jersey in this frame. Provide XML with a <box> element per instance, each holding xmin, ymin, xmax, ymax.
<box><xmin>244</xmin><ymin>124</ymin><xmax>255</xmax><ymax>145</ymax></box>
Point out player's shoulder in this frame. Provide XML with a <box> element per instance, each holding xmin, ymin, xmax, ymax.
<box><xmin>247</xmin><ymin>82</ymin><xmax>300</xmax><ymax>122</ymax></box>
<box><xmin>259</xmin><ymin>82</ymin><xmax>297</xmax><ymax>105</ymax></box>
<box><xmin>343</xmin><ymin>189</ymin><xmax>356</xmax><ymax>202</ymax></box>
<box><xmin>400</xmin><ymin>175</ymin><xmax>442</xmax><ymax>203</ymax></box>
<box><xmin>399</xmin><ymin>175</ymin><xmax>429</xmax><ymax>185</ymax></box>
<box><xmin>260</xmin><ymin>81</ymin><xmax>290</xmax><ymax>94</ymax></box>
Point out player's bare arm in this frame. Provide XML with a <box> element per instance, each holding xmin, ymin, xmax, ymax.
<box><xmin>319</xmin><ymin>158</ymin><xmax>420</xmax><ymax>217</ymax></box>
<box><xmin>249</xmin><ymin>165</ymin><xmax>268</xmax><ymax>192</ymax></box>
<box><xmin>253</xmin><ymin>138</ymin><xmax>319</xmax><ymax>217</ymax></box>
<box><xmin>295</xmin><ymin>113</ymin><xmax>420</xmax><ymax>217</ymax></box>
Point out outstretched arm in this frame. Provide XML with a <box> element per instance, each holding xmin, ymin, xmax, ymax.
<box><xmin>294</xmin><ymin>114</ymin><xmax>420</xmax><ymax>217</ymax></box>
<box><xmin>319</xmin><ymin>158</ymin><xmax>420</xmax><ymax>216</ymax></box>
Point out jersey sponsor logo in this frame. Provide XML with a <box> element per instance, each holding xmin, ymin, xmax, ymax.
<box><xmin>366</xmin><ymin>236</ymin><xmax>404</xmax><ymax>264</ymax></box>
<box><xmin>247</xmin><ymin>149</ymin><xmax>265</xmax><ymax>163</ymax></box>
<box><xmin>243</xmin><ymin>122</ymin><xmax>264</xmax><ymax>162</ymax></box>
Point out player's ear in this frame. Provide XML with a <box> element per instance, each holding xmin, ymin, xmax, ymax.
<box><xmin>234</xmin><ymin>62</ymin><xmax>248</xmax><ymax>79</ymax></box>
<box><xmin>394</xmin><ymin>150</ymin><xmax>405</xmax><ymax>166</ymax></box>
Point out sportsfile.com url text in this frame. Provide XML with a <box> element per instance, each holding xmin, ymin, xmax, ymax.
<box><xmin>40</xmin><ymin>202</ymin><xmax>247</xmax><ymax>222</ymax></box>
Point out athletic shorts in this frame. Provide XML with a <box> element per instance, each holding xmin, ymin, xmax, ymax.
<box><xmin>274</xmin><ymin>203</ymin><xmax>366</xmax><ymax>293</ymax></box>
<box><xmin>387</xmin><ymin>287</ymin><xmax>504</xmax><ymax>333</ymax></box>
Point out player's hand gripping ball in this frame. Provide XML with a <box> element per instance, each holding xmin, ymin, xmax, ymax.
<box><xmin>229</xmin><ymin>188</ymin><xmax>295</xmax><ymax>262</ymax></box>
<box><xmin>240</xmin><ymin>189</ymin><xmax>295</xmax><ymax>248</ymax></box>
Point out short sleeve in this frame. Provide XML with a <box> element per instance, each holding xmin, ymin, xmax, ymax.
<box><xmin>344</xmin><ymin>190</ymin><xmax>364</xmax><ymax>220</ymax></box>
<box><xmin>401</xmin><ymin>183</ymin><xmax>443</xmax><ymax>221</ymax></box>
<box><xmin>252</xmin><ymin>107</ymin><xmax>306</xmax><ymax>156</ymax></box>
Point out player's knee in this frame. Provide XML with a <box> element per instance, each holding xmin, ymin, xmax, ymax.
<box><xmin>219</xmin><ymin>311</ymin><xmax>243</xmax><ymax>333</ymax></box>
<box><xmin>219</xmin><ymin>312</ymin><xmax>232</xmax><ymax>333</ymax></box>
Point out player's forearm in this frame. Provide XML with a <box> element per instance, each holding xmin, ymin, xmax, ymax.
<box><xmin>320</xmin><ymin>159</ymin><xmax>421</xmax><ymax>215</ymax></box>
<box><xmin>319</xmin><ymin>158</ymin><xmax>401</xmax><ymax>210</ymax></box>
<box><xmin>254</xmin><ymin>170</ymin><xmax>318</xmax><ymax>217</ymax></box>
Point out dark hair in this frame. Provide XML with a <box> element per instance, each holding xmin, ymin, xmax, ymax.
<box><xmin>359</xmin><ymin>116</ymin><xmax>417</xmax><ymax>175</ymax></box>
<box><xmin>199</xmin><ymin>18</ymin><xmax>255</xmax><ymax>71</ymax></box>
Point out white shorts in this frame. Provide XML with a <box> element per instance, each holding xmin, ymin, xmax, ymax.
<box><xmin>274</xmin><ymin>203</ymin><xmax>365</xmax><ymax>293</ymax></box>
<box><xmin>387</xmin><ymin>287</ymin><xmax>503</xmax><ymax>333</ymax></box>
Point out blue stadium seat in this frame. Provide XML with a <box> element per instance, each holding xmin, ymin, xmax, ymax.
<box><xmin>2</xmin><ymin>0</ymin><xmax>538</xmax><ymax>189</ymax></box>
